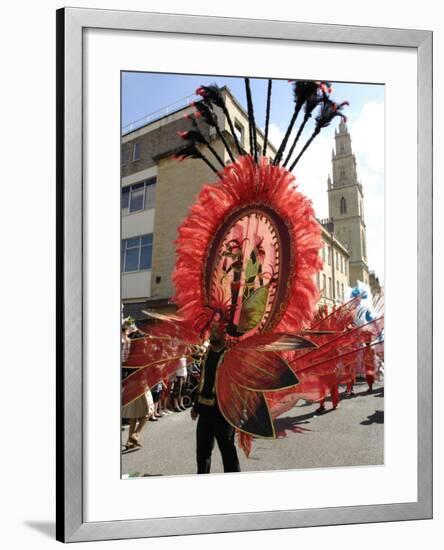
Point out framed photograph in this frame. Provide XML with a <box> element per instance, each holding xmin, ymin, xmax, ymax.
<box><xmin>56</xmin><ymin>7</ymin><xmax>433</xmax><ymax>543</ymax></box>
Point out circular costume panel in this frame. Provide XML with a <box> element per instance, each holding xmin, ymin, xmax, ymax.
<box><xmin>205</xmin><ymin>205</ymin><xmax>291</xmax><ymax>338</ymax></box>
<box><xmin>173</xmin><ymin>155</ymin><xmax>322</xmax><ymax>336</ymax></box>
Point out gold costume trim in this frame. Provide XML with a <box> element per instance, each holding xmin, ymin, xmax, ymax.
<box><xmin>197</xmin><ymin>396</ymin><xmax>216</xmax><ymax>406</ymax></box>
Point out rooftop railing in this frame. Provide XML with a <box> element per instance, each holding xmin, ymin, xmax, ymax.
<box><xmin>122</xmin><ymin>93</ymin><xmax>198</xmax><ymax>136</ymax></box>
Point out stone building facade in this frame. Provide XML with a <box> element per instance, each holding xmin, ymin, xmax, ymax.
<box><xmin>121</xmin><ymin>88</ymin><xmax>371</xmax><ymax>319</ymax></box>
<box><xmin>327</xmin><ymin>120</ymin><xmax>370</xmax><ymax>288</ymax></box>
<box><xmin>317</xmin><ymin>222</ymin><xmax>350</xmax><ymax>308</ymax></box>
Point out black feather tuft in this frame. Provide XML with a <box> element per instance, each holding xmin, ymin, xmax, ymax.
<box><xmin>196</xmin><ymin>84</ymin><xmax>225</xmax><ymax>109</ymax></box>
<box><xmin>175</xmin><ymin>142</ymin><xmax>203</xmax><ymax>161</ymax></box>
<box><xmin>177</xmin><ymin>128</ymin><xmax>207</xmax><ymax>145</ymax></box>
<box><xmin>315</xmin><ymin>97</ymin><xmax>348</xmax><ymax>130</ymax></box>
<box><xmin>193</xmin><ymin>101</ymin><xmax>218</xmax><ymax>127</ymax></box>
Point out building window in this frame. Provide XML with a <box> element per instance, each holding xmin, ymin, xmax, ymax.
<box><xmin>362</xmin><ymin>230</ymin><xmax>367</xmax><ymax>259</ymax></box>
<box><xmin>345</xmin><ymin>261</ymin><xmax>348</xmax><ymax>276</ymax></box>
<box><xmin>234</xmin><ymin>120</ymin><xmax>244</xmax><ymax>148</ymax></box>
<box><xmin>340</xmin><ymin>196</ymin><xmax>347</xmax><ymax>214</ymax></box>
<box><xmin>341</xmin><ymin>283</ymin><xmax>344</xmax><ymax>301</ymax></box>
<box><xmin>316</xmin><ymin>272</ymin><xmax>320</xmax><ymax>290</ymax></box>
<box><xmin>327</xmin><ymin>246</ymin><xmax>332</xmax><ymax>265</ymax></box>
<box><xmin>337</xmin><ymin>281</ymin><xmax>340</xmax><ymax>299</ymax></box>
<box><xmin>340</xmin><ymin>166</ymin><xmax>346</xmax><ymax>183</ymax></box>
<box><xmin>340</xmin><ymin>255</ymin><xmax>343</xmax><ymax>273</ymax></box>
<box><xmin>122</xmin><ymin>234</ymin><xmax>153</xmax><ymax>272</ymax></box>
<box><xmin>132</xmin><ymin>142</ymin><xmax>142</xmax><ymax>161</ymax></box>
<box><xmin>122</xmin><ymin>178</ymin><xmax>156</xmax><ymax>213</ymax></box>
<box><xmin>321</xmin><ymin>245</ymin><xmax>326</xmax><ymax>262</ymax></box>
<box><xmin>328</xmin><ymin>277</ymin><xmax>332</xmax><ymax>298</ymax></box>
<box><xmin>322</xmin><ymin>274</ymin><xmax>327</xmax><ymax>294</ymax></box>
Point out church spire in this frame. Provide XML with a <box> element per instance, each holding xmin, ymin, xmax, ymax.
<box><xmin>338</xmin><ymin>119</ymin><xmax>348</xmax><ymax>134</ymax></box>
<box><xmin>327</xmin><ymin>121</ymin><xmax>369</xmax><ymax>288</ymax></box>
<box><xmin>332</xmin><ymin>121</ymin><xmax>356</xmax><ymax>183</ymax></box>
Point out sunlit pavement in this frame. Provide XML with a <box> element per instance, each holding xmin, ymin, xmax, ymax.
<box><xmin>121</xmin><ymin>380</ymin><xmax>384</xmax><ymax>478</ymax></box>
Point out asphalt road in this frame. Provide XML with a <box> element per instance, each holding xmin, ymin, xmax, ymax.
<box><xmin>121</xmin><ymin>380</ymin><xmax>384</xmax><ymax>478</ymax></box>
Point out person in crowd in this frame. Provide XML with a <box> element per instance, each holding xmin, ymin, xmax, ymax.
<box><xmin>151</xmin><ymin>381</ymin><xmax>164</xmax><ymax>419</ymax></box>
<box><xmin>314</xmin><ymin>382</ymin><xmax>340</xmax><ymax>414</ymax></box>
<box><xmin>159</xmin><ymin>375</ymin><xmax>174</xmax><ymax>414</ymax></box>
<box><xmin>363</xmin><ymin>343</ymin><xmax>376</xmax><ymax>393</ymax></box>
<box><xmin>344</xmin><ymin>378</ymin><xmax>356</xmax><ymax>398</ymax></box>
<box><xmin>172</xmin><ymin>355</ymin><xmax>188</xmax><ymax>412</ymax></box>
<box><xmin>121</xmin><ymin>319</ymin><xmax>153</xmax><ymax>448</ymax></box>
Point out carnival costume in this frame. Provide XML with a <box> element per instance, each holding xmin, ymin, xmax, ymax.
<box><xmin>122</xmin><ymin>80</ymin><xmax>384</xmax><ymax>457</ymax></box>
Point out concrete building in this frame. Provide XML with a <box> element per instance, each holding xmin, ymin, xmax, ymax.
<box><xmin>121</xmin><ymin>88</ymin><xmax>374</xmax><ymax>318</ymax></box>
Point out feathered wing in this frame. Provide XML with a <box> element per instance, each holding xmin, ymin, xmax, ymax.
<box><xmin>235</xmin><ymin>332</ymin><xmax>318</xmax><ymax>352</ymax></box>
<box><xmin>122</xmin><ymin>356</ymin><xmax>193</xmax><ymax>408</ymax></box>
<box><xmin>216</xmin><ymin>364</ymin><xmax>276</xmax><ymax>438</ymax></box>
<box><xmin>215</xmin><ymin>332</ymin><xmax>316</xmax><ymax>437</ymax></box>
<box><xmin>122</xmin><ymin>315</ymin><xmax>200</xmax><ymax>406</ymax></box>
<box><xmin>266</xmin><ymin>313</ymin><xmax>384</xmax><ymax>417</ymax></box>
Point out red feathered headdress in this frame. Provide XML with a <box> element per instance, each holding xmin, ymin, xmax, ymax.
<box><xmin>172</xmin><ymin>155</ymin><xmax>322</xmax><ymax>339</ymax></box>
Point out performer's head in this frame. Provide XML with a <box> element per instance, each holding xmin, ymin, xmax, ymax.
<box><xmin>209</xmin><ymin>317</ymin><xmax>226</xmax><ymax>349</ymax></box>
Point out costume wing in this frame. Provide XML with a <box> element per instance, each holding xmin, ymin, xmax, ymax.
<box><xmin>266</xmin><ymin>316</ymin><xmax>384</xmax><ymax>416</ymax></box>
<box><xmin>215</xmin><ymin>332</ymin><xmax>317</xmax><ymax>437</ymax></box>
<box><xmin>235</xmin><ymin>332</ymin><xmax>318</xmax><ymax>352</ymax></box>
<box><xmin>217</xmin><ymin>364</ymin><xmax>276</xmax><ymax>438</ymax></box>
<box><xmin>122</xmin><ymin>356</ymin><xmax>193</xmax><ymax>408</ymax></box>
<box><xmin>122</xmin><ymin>313</ymin><xmax>201</xmax><ymax>407</ymax></box>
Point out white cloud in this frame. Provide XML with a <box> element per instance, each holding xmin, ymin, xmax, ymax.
<box><xmin>267</xmin><ymin>122</ymin><xmax>284</xmax><ymax>154</ymax></box>
<box><xmin>349</xmin><ymin>101</ymin><xmax>385</xmax><ymax>281</ymax></box>
<box><xmin>351</xmin><ymin>101</ymin><xmax>385</xmax><ymax>177</ymax></box>
<box><xmin>267</xmin><ymin>122</ymin><xmax>331</xmax><ymax>218</ymax></box>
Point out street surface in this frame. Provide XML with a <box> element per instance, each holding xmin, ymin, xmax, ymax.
<box><xmin>121</xmin><ymin>380</ymin><xmax>384</xmax><ymax>478</ymax></box>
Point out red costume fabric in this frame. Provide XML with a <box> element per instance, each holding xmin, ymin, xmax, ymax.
<box><xmin>121</xmin><ymin>80</ymin><xmax>384</xmax><ymax>454</ymax></box>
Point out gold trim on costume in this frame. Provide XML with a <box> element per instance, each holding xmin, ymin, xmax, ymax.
<box><xmin>197</xmin><ymin>396</ymin><xmax>216</xmax><ymax>406</ymax></box>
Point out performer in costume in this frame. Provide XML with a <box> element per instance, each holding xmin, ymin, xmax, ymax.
<box><xmin>121</xmin><ymin>79</ymin><xmax>384</xmax><ymax>460</ymax></box>
<box><xmin>191</xmin><ymin>323</ymin><xmax>240</xmax><ymax>474</ymax></box>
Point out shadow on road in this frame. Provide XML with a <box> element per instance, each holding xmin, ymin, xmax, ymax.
<box><xmin>373</xmin><ymin>387</ymin><xmax>384</xmax><ymax>398</ymax></box>
<box><xmin>360</xmin><ymin>410</ymin><xmax>384</xmax><ymax>425</ymax></box>
<box><xmin>121</xmin><ymin>446</ymin><xmax>142</xmax><ymax>455</ymax></box>
<box><xmin>340</xmin><ymin>386</ymin><xmax>383</xmax><ymax>400</ymax></box>
<box><xmin>274</xmin><ymin>411</ymin><xmax>314</xmax><ymax>437</ymax></box>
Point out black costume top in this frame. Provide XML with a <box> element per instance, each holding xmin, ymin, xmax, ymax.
<box><xmin>193</xmin><ymin>347</ymin><xmax>226</xmax><ymax>412</ymax></box>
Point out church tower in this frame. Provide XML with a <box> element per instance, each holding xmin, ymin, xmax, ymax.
<box><xmin>327</xmin><ymin>121</ymin><xmax>369</xmax><ymax>287</ymax></box>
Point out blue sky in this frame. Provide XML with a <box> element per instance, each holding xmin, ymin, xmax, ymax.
<box><xmin>122</xmin><ymin>72</ymin><xmax>385</xmax><ymax>285</ymax></box>
<box><xmin>122</xmin><ymin>72</ymin><xmax>383</xmax><ymax>131</ymax></box>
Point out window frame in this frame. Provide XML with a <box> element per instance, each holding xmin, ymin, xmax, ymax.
<box><xmin>122</xmin><ymin>177</ymin><xmax>157</xmax><ymax>214</ymax></box>
<box><xmin>132</xmin><ymin>141</ymin><xmax>142</xmax><ymax>161</ymax></box>
<box><xmin>121</xmin><ymin>233</ymin><xmax>153</xmax><ymax>273</ymax></box>
<box><xmin>234</xmin><ymin>119</ymin><xmax>244</xmax><ymax>148</ymax></box>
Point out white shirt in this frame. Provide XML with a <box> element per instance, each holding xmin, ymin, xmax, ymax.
<box><xmin>175</xmin><ymin>356</ymin><xmax>188</xmax><ymax>378</ymax></box>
